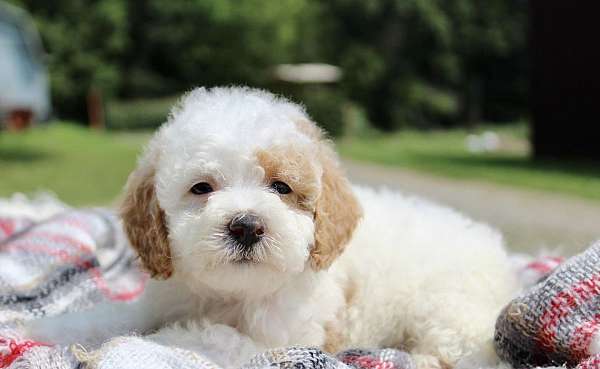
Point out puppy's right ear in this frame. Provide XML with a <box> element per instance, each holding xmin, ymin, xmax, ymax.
<box><xmin>120</xmin><ymin>160</ymin><xmax>173</xmax><ymax>279</ymax></box>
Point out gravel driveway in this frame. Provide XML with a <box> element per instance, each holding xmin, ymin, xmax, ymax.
<box><xmin>344</xmin><ymin>160</ymin><xmax>600</xmax><ymax>255</ymax></box>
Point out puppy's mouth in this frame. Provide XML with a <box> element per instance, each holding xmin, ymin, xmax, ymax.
<box><xmin>222</xmin><ymin>236</ymin><xmax>269</xmax><ymax>264</ymax></box>
<box><xmin>232</xmin><ymin>255</ymin><xmax>259</xmax><ymax>264</ymax></box>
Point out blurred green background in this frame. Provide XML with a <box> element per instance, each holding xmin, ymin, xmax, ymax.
<box><xmin>0</xmin><ymin>0</ymin><xmax>598</xmax><ymax>211</ymax></box>
<box><xmin>6</xmin><ymin>0</ymin><xmax>528</xmax><ymax>131</ymax></box>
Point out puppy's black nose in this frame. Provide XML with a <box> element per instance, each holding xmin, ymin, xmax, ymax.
<box><xmin>228</xmin><ymin>213</ymin><xmax>265</xmax><ymax>248</ymax></box>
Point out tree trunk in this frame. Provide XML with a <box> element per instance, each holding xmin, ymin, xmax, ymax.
<box><xmin>530</xmin><ymin>0</ymin><xmax>600</xmax><ymax>161</ymax></box>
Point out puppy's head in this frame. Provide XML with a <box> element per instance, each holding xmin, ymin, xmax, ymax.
<box><xmin>121</xmin><ymin>87</ymin><xmax>361</xmax><ymax>296</ymax></box>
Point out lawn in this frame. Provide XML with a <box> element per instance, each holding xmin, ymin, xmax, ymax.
<box><xmin>1</xmin><ymin>123</ymin><xmax>599</xmax><ymax>206</ymax></box>
<box><xmin>0</xmin><ymin>123</ymin><xmax>151</xmax><ymax>206</ymax></box>
<box><xmin>338</xmin><ymin>124</ymin><xmax>600</xmax><ymax>202</ymax></box>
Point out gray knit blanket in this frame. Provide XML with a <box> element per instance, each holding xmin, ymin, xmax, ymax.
<box><xmin>0</xmin><ymin>207</ymin><xmax>599</xmax><ymax>369</ymax></box>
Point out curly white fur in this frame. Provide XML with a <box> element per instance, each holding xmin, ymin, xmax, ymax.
<box><xmin>25</xmin><ymin>87</ymin><xmax>518</xmax><ymax>369</ymax></box>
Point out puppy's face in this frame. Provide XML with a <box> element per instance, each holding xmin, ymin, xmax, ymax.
<box><xmin>121</xmin><ymin>88</ymin><xmax>361</xmax><ymax>297</ymax></box>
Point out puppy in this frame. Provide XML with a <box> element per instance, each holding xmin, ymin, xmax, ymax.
<box><xmin>25</xmin><ymin>87</ymin><xmax>518</xmax><ymax>368</ymax></box>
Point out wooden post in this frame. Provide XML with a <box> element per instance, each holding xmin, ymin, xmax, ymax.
<box><xmin>7</xmin><ymin>109</ymin><xmax>33</xmax><ymax>131</ymax></box>
<box><xmin>87</xmin><ymin>87</ymin><xmax>105</xmax><ymax>130</ymax></box>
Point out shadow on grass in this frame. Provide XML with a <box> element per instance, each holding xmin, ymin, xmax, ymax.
<box><xmin>0</xmin><ymin>147</ymin><xmax>52</xmax><ymax>163</ymax></box>
<box><xmin>415</xmin><ymin>152</ymin><xmax>600</xmax><ymax>178</ymax></box>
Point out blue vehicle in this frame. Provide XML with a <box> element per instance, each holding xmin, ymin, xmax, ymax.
<box><xmin>0</xmin><ymin>1</ymin><xmax>50</xmax><ymax>129</ymax></box>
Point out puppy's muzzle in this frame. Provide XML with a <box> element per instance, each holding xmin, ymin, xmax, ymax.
<box><xmin>228</xmin><ymin>213</ymin><xmax>265</xmax><ymax>248</ymax></box>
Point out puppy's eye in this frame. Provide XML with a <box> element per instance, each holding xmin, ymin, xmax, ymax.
<box><xmin>271</xmin><ymin>181</ymin><xmax>292</xmax><ymax>195</ymax></box>
<box><xmin>190</xmin><ymin>182</ymin><xmax>213</xmax><ymax>195</ymax></box>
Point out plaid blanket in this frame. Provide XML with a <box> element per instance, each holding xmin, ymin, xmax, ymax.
<box><xmin>0</xmin><ymin>207</ymin><xmax>415</xmax><ymax>369</ymax></box>
<box><xmin>0</xmin><ymin>201</ymin><xmax>599</xmax><ymax>369</ymax></box>
<box><xmin>495</xmin><ymin>242</ymin><xmax>600</xmax><ymax>369</ymax></box>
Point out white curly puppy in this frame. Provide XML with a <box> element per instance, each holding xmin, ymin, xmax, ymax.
<box><xmin>26</xmin><ymin>87</ymin><xmax>517</xmax><ymax>368</ymax></box>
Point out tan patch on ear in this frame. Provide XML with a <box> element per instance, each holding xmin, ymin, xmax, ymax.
<box><xmin>310</xmin><ymin>143</ymin><xmax>362</xmax><ymax>271</ymax></box>
<box><xmin>120</xmin><ymin>169</ymin><xmax>173</xmax><ymax>279</ymax></box>
<box><xmin>256</xmin><ymin>147</ymin><xmax>320</xmax><ymax>212</ymax></box>
<box><xmin>296</xmin><ymin>118</ymin><xmax>363</xmax><ymax>270</ymax></box>
<box><xmin>260</xmin><ymin>118</ymin><xmax>361</xmax><ymax>270</ymax></box>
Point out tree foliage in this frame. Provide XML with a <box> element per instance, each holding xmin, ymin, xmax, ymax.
<box><xmin>9</xmin><ymin>0</ymin><xmax>528</xmax><ymax>131</ymax></box>
<box><xmin>320</xmin><ymin>0</ymin><xmax>528</xmax><ymax>129</ymax></box>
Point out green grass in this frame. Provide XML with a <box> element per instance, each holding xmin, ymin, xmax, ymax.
<box><xmin>0</xmin><ymin>123</ymin><xmax>152</xmax><ymax>206</ymax></box>
<box><xmin>2</xmin><ymin>123</ymin><xmax>599</xmax><ymax>206</ymax></box>
<box><xmin>338</xmin><ymin>124</ymin><xmax>600</xmax><ymax>202</ymax></box>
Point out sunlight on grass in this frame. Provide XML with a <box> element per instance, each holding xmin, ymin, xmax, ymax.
<box><xmin>2</xmin><ymin>123</ymin><xmax>598</xmax><ymax>206</ymax></box>
<box><xmin>338</xmin><ymin>125</ymin><xmax>600</xmax><ymax>202</ymax></box>
<box><xmin>0</xmin><ymin>123</ymin><xmax>152</xmax><ymax>206</ymax></box>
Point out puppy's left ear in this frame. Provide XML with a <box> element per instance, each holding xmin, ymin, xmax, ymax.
<box><xmin>120</xmin><ymin>157</ymin><xmax>173</xmax><ymax>279</ymax></box>
<box><xmin>304</xmin><ymin>123</ymin><xmax>362</xmax><ymax>270</ymax></box>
